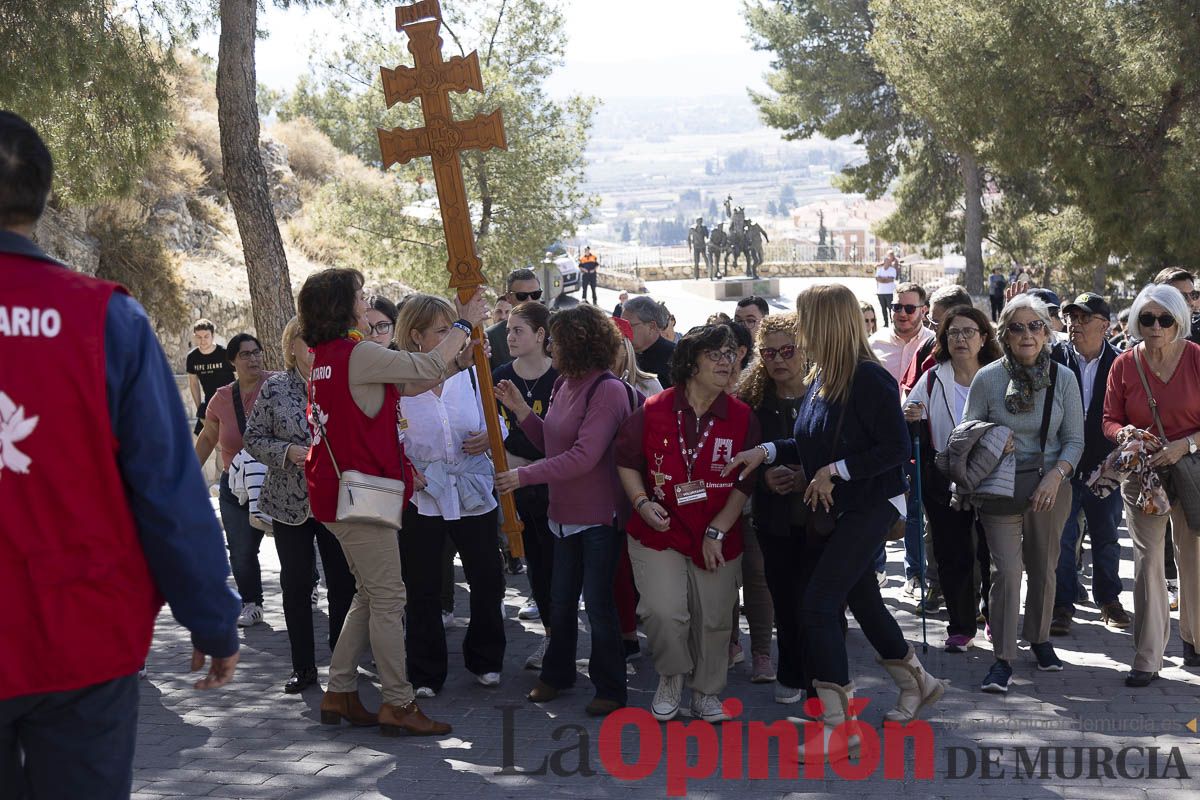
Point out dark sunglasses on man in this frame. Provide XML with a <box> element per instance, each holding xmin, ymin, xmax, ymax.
<box><xmin>890</xmin><ymin>303</ymin><xmax>922</xmax><ymax>315</ymax></box>
<box><xmin>512</xmin><ymin>290</ymin><xmax>543</xmax><ymax>302</ymax></box>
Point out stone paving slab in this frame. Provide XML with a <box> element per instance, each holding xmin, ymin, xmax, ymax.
<box><xmin>132</xmin><ymin>504</ymin><xmax>1200</xmax><ymax>799</ymax></box>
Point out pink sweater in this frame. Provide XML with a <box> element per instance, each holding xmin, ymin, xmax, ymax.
<box><xmin>517</xmin><ymin>370</ymin><xmax>633</xmax><ymax>527</ymax></box>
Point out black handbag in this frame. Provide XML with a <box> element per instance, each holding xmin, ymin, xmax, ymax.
<box><xmin>980</xmin><ymin>363</ymin><xmax>1058</xmax><ymax>515</ymax></box>
<box><xmin>1132</xmin><ymin>350</ymin><xmax>1200</xmax><ymax>530</ymax></box>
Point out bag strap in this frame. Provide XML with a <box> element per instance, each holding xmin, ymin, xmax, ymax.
<box><xmin>1131</xmin><ymin>347</ymin><xmax>1170</xmax><ymax>442</ymax></box>
<box><xmin>1036</xmin><ymin>361</ymin><xmax>1058</xmax><ymax>471</ymax></box>
<box><xmin>232</xmin><ymin>381</ymin><xmax>248</xmax><ymax>436</ymax></box>
<box><xmin>308</xmin><ymin>382</ymin><xmax>343</xmax><ymax>481</ymax></box>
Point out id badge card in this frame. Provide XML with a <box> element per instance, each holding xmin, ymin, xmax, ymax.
<box><xmin>674</xmin><ymin>479</ymin><xmax>708</xmax><ymax>505</ymax></box>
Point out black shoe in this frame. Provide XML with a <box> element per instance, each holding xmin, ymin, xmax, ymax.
<box><xmin>1124</xmin><ymin>670</ymin><xmax>1158</xmax><ymax>687</ymax></box>
<box><xmin>1031</xmin><ymin>641</ymin><xmax>1063</xmax><ymax>672</ymax></box>
<box><xmin>1049</xmin><ymin>607</ymin><xmax>1072</xmax><ymax>636</ymax></box>
<box><xmin>505</xmin><ymin>556</ymin><xmax>526</xmax><ymax>575</ymax></box>
<box><xmin>624</xmin><ymin>639</ymin><xmax>641</xmax><ymax>662</ymax></box>
<box><xmin>1184</xmin><ymin>641</ymin><xmax>1200</xmax><ymax>667</ymax></box>
<box><xmin>284</xmin><ymin>667</ymin><xmax>319</xmax><ymax>694</ymax></box>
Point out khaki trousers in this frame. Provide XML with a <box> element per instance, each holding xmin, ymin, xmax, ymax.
<box><xmin>731</xmin><ymin>519</ymin><xmax>775</xmax><ymax>657</ymax></box>
<box><xmin>1122</xmin><ymin>479</ymin><xmax>1200</xmax><ymax>672</ymax></box>
<box><xmin>325</xmin><ymin>520</ymin><xmax>413</xmax><ymax>706</ymax></box>
<box><xmin>978</xmin><ymin>481</ymin><xmax>1071</xmax><ymax>662</ymax></box>
<box><xmin>628</xmin><ymin>535</ymin><xmax>741</xmax><ymax>696</ymax></box>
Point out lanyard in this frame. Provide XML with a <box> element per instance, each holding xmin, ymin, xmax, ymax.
<box><xmin>676</xmin><ymin>409</ymin><xmax>715</xmax><ymax>482</ymax></box>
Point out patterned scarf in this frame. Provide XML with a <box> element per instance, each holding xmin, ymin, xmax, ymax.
<box><xmin>1002</xmin><ymin>350</ymin><xmax>1052</xmax><ymax>414</ymax></box>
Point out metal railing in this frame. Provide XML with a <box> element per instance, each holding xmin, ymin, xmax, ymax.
<box><xmin>597</xmin><ymin>241</ymin><xmax>866</xmax><ymax>277</ymax></box>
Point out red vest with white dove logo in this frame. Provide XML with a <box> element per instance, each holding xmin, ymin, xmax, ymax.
<box><xmin>0</xmin><ymin>255</ymin><xmax>162</xmax><ymax>699</ymax></box>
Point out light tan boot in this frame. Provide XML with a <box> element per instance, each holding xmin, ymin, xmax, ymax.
<box><xmin>798</xmin><ymin>680</ymin><xmax>861</xmax><ymax>764</ymax></box>
<box><xmin>878</xmin><ymin>646</ymin><xmax>946</xmax><ymax>723</ymax></box>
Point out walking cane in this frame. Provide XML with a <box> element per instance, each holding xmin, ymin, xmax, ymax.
<box><xmin>912</xmin><ymin>430</ymin><xmax>929</xmax><ymax>653</ymax></box>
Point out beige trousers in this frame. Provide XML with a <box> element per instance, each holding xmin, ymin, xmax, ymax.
<box><xmin>628</xmin><ymin>535</ymin><xmax>741</xmax><ymax>696</ymax></box>
<box><xmin>978</xmin><ymin>480</ymin><xmax>1072</xmax><ymax>662</ymax></box>
<box><xmin>731</xmin><ymin>519</ymin><xmax>775</xmax><ymax>657</ymax></box>
<box><xmin>1122</xmin><ymin>479</ymin><xmax>1200</xmax><ymax>672</ymax></box>
<box><xmin>325</xmin><ymin>520</ymin><xmax>413</xmax><ymax>706</ymax></box>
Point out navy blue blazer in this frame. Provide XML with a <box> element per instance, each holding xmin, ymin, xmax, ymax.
<box><xmin>1052</xmin><ymin>338</ymin><xmax>1120</xmax><ymax>480</ymax></box>
<box><xmin>773</xmin><ymin>360</ymin><xmax>909</xmax><ymax>510</ymax></box>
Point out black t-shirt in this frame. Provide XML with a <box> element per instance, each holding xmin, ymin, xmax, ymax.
<box><xmin>636</xmin><ymin>336</ymin><xmax>676</xmax><ymax>390</ymax></box>
<box><xmin>493</xmin><ymin>361</ymin><xmax>559</xmax><ymax>461</ymax></box>
<box><xmin>186</xmin><ymin>346</ymin><xmax>235</xmax><ymax>405</ymax></box>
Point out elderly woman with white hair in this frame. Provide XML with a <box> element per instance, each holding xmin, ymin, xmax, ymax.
<box><xmin>1103</xmin><ymin>283</ymin><xmax>1200</xmax><ymax>687</ymax></box>
<box><xmin>963</xmin><ymin>294</ymin><xmax>1084</xmax><ymax>694</ymax></box>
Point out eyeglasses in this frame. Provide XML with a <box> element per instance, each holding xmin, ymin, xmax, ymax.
<box><xmin>759</xmin><ymin>344</ymin><xmax>797</xmax><ymax>362</ymax></box>
<box><xmin>368</xmin><ymin>321</ymin><xmax>394</xmax><ymax>336</ymax></box>
<box><xmin>235</xmin><ymin>348</ymin><xmax>263</xmax><ymax>360</ymax></box>
<box><xmin>945</xmin><ymin>327</ymin><xmax>979</xmax><ymax>341</ymax></box>
<box><xmin>891</xmin><ymin>303</ymin><xmax>923</xmax><ymax>315</ymax></box>
<box><xmin>512</xmin><ymin>290</ymin><xmax>543</xmax><ymax>302</ymax></box>
<box><xmin>703</xmin><ymin>349</ymin><xmax>738</xmax><ymax>364</ymax></box>
<box><xmin>1138</xmin><ymin>312</ymin><xmax>1177</xmax><ymax>329</ymax></box>
<box><xmin>1005</xmin><ymin>320</ymin><xmax>1048</xmax><ymax>336</ymax></box>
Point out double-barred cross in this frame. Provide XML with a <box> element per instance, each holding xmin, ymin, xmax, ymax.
<box><xmin>377</xmin><ymin>0</ymin><xmax>507</xmax><ymax>291</ymax></box>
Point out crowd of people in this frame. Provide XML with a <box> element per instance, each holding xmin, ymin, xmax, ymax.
<box><xmin>5</xmin><ymin>109</ymin><xmax>1200</xmax><ymax>796</ymax></box>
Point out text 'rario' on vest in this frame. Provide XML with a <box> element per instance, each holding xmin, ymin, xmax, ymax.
<box><xmin>0</xmin><ymin>306</ymin><xmax>62</xmax><ymax>338</ymax></box>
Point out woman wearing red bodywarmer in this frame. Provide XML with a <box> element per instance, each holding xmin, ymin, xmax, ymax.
<box><xmin>298</xmin><ymin>268</ymin><xmax>487</xmax><ymax>737</ymax></box>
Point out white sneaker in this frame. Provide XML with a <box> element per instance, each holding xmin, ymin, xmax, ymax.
<box><xmin>310</xmin><ymin>585</ymin><xmax>319</xmax><ymax>607</ymax></box>
<box><xmin>442</xmin><ymin>611</ymin><xmax>457</xmax><ymax>629</ymax></box>
<box><xmin>525</xmin><ymin>637</ymin><xmax>549</xmax><ymax>670</ymax></box>
<box><xmin>652</xmin><ymin>674</ymin><xmax>684</xmax><ymax>721</ymax></box>
<box><xmin>774</xmin><ymin>683</ymin><xmax>804</xmax><ymax>704</ymax></box>
<box><xmin>518</xmin><ymin>600</ymin><xmax>540</xmax><ymax>620</ymax></box>
<box><xmin>690</xmin><ymin>692</ymin><xmax>730</xmax><ymax>723</ymax></box>
<box><xmin>237</xmin><ymin>603</ymin><xmax>263</xmax><ymax>627</ymax></box>
<box><xmin>138</xmin><ymin>664</ymin><xmax>148</xmax><ymax>679</ymax></box>
<box><xmin>876</xmin><ymin>571</ymin><xmax>887</xmax><ymax>588</ymax></box>
<box><xmin>476</xmin><ymin>671</ymin><xmax>501</xmax><ymax>687</ymax></box>
<box><xmin>415</xmin><ymin>686</ymin><xmax>436</xmax><ymax>698</ymax></box>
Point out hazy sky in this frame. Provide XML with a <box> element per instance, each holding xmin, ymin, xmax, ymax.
<box><xmin>197</xmin><ymin>0</ymin><xmax>774</xmax><ymax>99</ymax></box>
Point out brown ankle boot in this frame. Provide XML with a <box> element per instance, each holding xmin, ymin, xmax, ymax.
<box><xmin>320</xmin><ymin>690</ymin><xmax>378</xmax><ymax>727</ymax></box>
<box><xmin>378</xmin><ymin>701</ymin><xmax>452</xmax><ymax>737</ymax></box>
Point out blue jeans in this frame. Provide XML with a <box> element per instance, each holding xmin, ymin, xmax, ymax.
<box><xmin>803</xmin><ymin>501</ymin><xmax>910</xmax><ymax>686</ymax></box>
<box><xmin>541</xmin><ymin>525</ymin><xmax>627</xmax><ymax>704</ymax></box>
<box><xmin>219</xmin><ymin>471</ymin><xmax>264</xmax><ymax>606</ymax></box>
<box><xmin>0</xmin><ymin>674</ymin><xmax>138</xmax><ymax>799</ymax></box>
<box><xmin>1055</xmin><ymin>479</ymin><xmax>1123</xmax><ymax>613</ymax></box>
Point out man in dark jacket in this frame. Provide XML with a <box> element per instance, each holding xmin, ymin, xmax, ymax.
<box><xmin>486</xmin><ymin>267</ymin><xmax>542</xmax><ymax>371</ymax></box>
<box><xmin>0</xmin><ymin>112</ymin><xmax>240</xmax><ymax>799</ymax></box>
<box><xmin>1154</xmin><ymin>267</ymin><xmax>1200</xmax><ymax>346</ymax></box>
<box><xmin>1049</xmin><ymin>293</ymin><xmax>1130</xmax><ymax>635</ymax></box>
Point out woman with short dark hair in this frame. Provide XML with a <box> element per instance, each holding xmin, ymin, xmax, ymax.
<box><xmin>299</xmin><ymin>267</ymin><xmax>487</xmax><ymax>736</ymax></box>
<box><xmin>903</xmin><ymin>305</ymin><xmax>1000</xmax><ymax>653</ymax></box>
<box><xmin>616</xmin><ymin>325</ymin><xmax>760</xmax><ymax>722</ymax></box>
<box><xmin>494</xmin><ymin>304</ymin><xmax>633</xmax><ymax>717</ymax></box>
<box><xmin>195</xmin><ymin>332</ymin><xmax>270</xmax><ymax>628</ymax></box>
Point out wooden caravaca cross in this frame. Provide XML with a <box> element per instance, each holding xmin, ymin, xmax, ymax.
<box><xmin>377</xmin><ymin>0</ymin><xmax>523</xmax><ymax>552</ymax></box>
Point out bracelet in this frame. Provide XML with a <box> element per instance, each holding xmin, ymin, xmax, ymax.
<box><xmin>1055</xmin><ymin>465</ymin><xmax>1070</xmax><ymax>480</ymax></box>
<box><xmin>635</xmin><ymin>496</ymin><xmax>652</xmax><ymax>511</ymax></box>
<box><xmin>452</xmin><ymin>319</ymin><xmax>474</xmax><ymax>336</ymax></box>
<box><xmin>756</xmin><ymin>443</ymin><xmax>772</xmax><ymax>464</ymax></box>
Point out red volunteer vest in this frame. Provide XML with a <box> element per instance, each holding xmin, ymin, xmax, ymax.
<box><xmin>0</xmin><ymin>255</ymin><xmax>162</xmax><ymax>699</ymax></box>
<box><xmin>626</xmin><ymin>388</ymin><xmax>750</xmax><ymax>567</ymax></box>
<box><xmin>305</xmin><ymin>338</ymin><xmax>411</xmax><ymax>523</ymax></box>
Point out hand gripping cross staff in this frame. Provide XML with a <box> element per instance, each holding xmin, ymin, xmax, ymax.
<box><xmin>377</xmin><ymin>0</ymin><xmax>523</xmax><ymax>554</ymax></box>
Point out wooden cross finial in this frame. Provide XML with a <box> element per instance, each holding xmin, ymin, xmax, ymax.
<box><xmin>377</xmin><ymin>1</ymin><xmax>524</xmax><ymax>549</ymax></box>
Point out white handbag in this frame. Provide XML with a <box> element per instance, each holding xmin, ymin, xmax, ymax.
<box><xmin>316</xmin><ymin>418</ymin><xmax>407</xmax><ymax>530</ymax></box>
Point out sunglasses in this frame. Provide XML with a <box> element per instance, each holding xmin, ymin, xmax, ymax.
<box><xmin>1138</xmin><ymin>312</ymin><xmax>1176</xmax><ymax>329</ymax></box>
<box><xmin>512</xmin><ymin>290</ymin><xmax>543</xmax><ymax>302</ymax></box>
<box><xmin>703</xmin><ymin>349</ymin><xmax>738</xmax><ymax>364</ymax></box>
<box><xmin>1188</xmin><ymin>290</ymin><xmax>1200</xmax><ymax>301</ymax></box>
<box><xmin>891</xmin><ymin>303</ymin><xmax>923</xmax><ymax>315</ymax></box>
<box><xmin>368</xmin><ymin>321</ymin><xmax>394</xmax><ymax>336</ymax></box>
<box><xmin>1005</xmin><ymin>320</ymin><xmax>1048</xmax><ymax>336</ymax></box>
<box><xmin>759</xmin><ymin>344</ymin><xmax>797</xmax><ymax>362</ymax></box>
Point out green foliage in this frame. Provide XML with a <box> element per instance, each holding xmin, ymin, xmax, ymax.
<box><xmin>90</xmin><ymin>200</ymin><xmax>189</xmax><ymax>326</ymax></box>
<box><xmin>0</xmin><ymin>1</ymin><xmax>177</xmax><ymax>206</ymax></box>
<box><xmin>277</xmin><ymin>0</ymin><xmax>596</xmax><ymax>292</ymax></box>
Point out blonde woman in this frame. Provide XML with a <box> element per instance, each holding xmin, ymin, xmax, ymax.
<box><xmin>725</xmin><ymin>285</ymin><xmax>944</xmax><ymax>763</ymax></box>
<box><xmin>395</xmin><ymin>294</ymin><xmax>507</xmax><ymax>698</ymax></box>
<box><xmin>614</xmin><ymin>333</ymin><xmax>663</xmax><ymax>398</ymax></box>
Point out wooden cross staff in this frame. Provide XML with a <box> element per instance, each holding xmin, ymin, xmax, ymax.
<box><xmin>377</xmin><ymin>0</ymin><xmax>524</xmax><ymax>554</ymax></box>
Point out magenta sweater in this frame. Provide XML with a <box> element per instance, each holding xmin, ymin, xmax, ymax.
<box><xmin>517</xmin><ymin>370</ymin><xmax>633</xmax><ymax>527</ymax></box>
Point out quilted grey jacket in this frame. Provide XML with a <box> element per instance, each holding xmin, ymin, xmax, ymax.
<box><xmin>935</xmin><ymin>419</ymin><xmax>1016</xmax><ymax>501</ymax></box>
<box><xmin>243</xmin><ymin>369</ymin><xmax>312</xmax><ymax>526</ymax></box>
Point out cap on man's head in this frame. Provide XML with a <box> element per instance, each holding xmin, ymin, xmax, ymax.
<box><xmin>1061</xmin><ymin>292</ymin><xmax>1111</xmax><ymax>320</ymax></box>
<box><xmin>1025</xmin><ymin>288</ymin><xmax>1061</xmax><ymax>309</ymax></box>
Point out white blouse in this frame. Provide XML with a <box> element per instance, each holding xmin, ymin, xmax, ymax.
<box><xmin>400</xmin><ymin>368</ymin><xmax>506</xmax><ymax>520</ymax></box>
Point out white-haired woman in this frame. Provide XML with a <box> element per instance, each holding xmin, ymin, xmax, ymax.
<box><xmin>964</xmin><ymin>294</ymin><xmax>1084</xmax><ymax>694</ymax></box>
<box><xmin>1103</xmin><ymin>284</ymin><xmax>1200</xmax><ymax>686</ymax></box>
